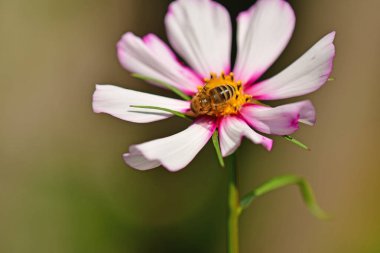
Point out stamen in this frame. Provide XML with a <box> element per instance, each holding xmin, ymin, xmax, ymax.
<box><xmin>190</xmin><ymin>72</ymin><xmax>254</xmax><ymax>117</ymax></box>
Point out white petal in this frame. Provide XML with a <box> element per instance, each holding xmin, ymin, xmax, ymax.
<box><xmin>117</xmin><ymin>33</ymin><xmax>201</xmax><ymax>94</ymax></box>
<box><xmin>247</xmin><ymin>32</ymin><xmax>336</xmax><ymax>100</ymax></box>
<box><xmin>123</xmin><ymin>117</ymin><xmax>216</xmax><ymax>171</ymax></box>
<box><xmin>93</xmin><ymin>85</ymin><xmax>190</xmax><ymax>123</ymax></box>
<box><xmin>240</xmin><ymin>100</ymin><xmax>316</xmax><ymax>136</ymax></box>
<box><xmin>233</xmin><ymin>0</ymin><xmax>295</xmax><ymax>85</ymax></box>
<box><xmin>219</xmin><ymin>116</ymin><xmax>273</xmax><ymax>156</ymax></box>
<box><xmin>122</xmin><ymin>153</ymin><xmax>161</xmax><ymax>171</ymax></box>
<box><xmin>165</xmin><ymin>0</ymin><xmax>232</xmax><ymax>77</ymax></box>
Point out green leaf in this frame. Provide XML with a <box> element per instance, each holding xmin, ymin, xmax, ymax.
<box><xmin>212</xmin><ymin>131</ymin><xmax>225</xmax><ymax>167</ymax></box>
<box><xmin>328</xmin><ymin>77</ymin><xmax>335</xmax><ymax>81</ymax></box>
<box><xmin>130</xmin><ymin>105</ymin><xmax>192</xmax><ymax>122</ymax></box>
<box><xmin>283</xmin><ymin>135</ymin><xmax>310</xmax><ymax>150</ymax></box>
<box><xmin>239</xmin><ymin>175</ymin><xmax>329</xmax><ymax>220</ymax></box>
<box><xmin>131</xmin><ymin>73</ymin><xmax>191</xmax><ymax>101</ymax></box>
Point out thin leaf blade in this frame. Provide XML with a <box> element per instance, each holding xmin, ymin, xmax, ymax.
<box><xmin>130</xmin><ymin>105</ymin><xmax>192</xmax><ymax>121</ymax></box>
<box><xmin>212</xmin><ymin>131</ymin><xmax>225</xmax><ymax>167</ymax></box>
<box><xmin>131</xmin><ymin>73</ymin><xmax>191</xmax><ymax>101</ymax></box>
<box><xmin>240</xmin><ymin>175</ymin><xmax>329</xmax><ymax>220</ymax></box>
<box><xmin>283</xmin><ymin>135</ymin><xmax>310</xmax><ymax>150</ymax></box>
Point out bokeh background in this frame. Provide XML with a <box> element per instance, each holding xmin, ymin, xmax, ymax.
<box><xmin>1</xmin><ymin>0</ymin><xmax>380</xmax><ymax>252</ymax></box>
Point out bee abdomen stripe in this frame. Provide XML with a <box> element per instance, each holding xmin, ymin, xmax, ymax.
<box><xmin>227</xmin><ymin>85</ymin><xmax>235</xmax><ymax>98</ymax></box>
<box><xmin>220</xmin><ymin>86</ymin><xmax>230</xmax><ymax>101</ymax></box>
<box><xmin>210</xmin><ymin>88</ymin><xmax>221</xmax><ymax>103</ymax></box>
<box><xmin>211</xmin><ymin>85</ymin><xmax>237</xmax><ymax>103</ymax></box>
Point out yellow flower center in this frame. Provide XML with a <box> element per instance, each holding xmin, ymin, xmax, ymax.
<box><xmin>190</xmin><ymin>72</ymin><xmax>252</xmax><ymax>117</ymax></box>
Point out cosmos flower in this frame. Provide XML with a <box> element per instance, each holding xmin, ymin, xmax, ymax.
<box><xmin>93</xmin><ymin>0</ymin><xmax>335</xmax><ymax>171</ymax></box>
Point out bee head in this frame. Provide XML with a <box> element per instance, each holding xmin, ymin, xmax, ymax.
<box><xmin>191</xmin><ymin>93</ymin><xmax>211</xmax><ymax>115</ymax></box>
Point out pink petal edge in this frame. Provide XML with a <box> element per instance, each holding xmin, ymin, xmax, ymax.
<box><xmin>123</xmin><ymin>117</ymin><xmax>216</xmax><ymax>171</ymax></box>
<box><xmin>246</xmin><ymin>31</ymin><xmax>336</xmax><ymax>100</ymax></box>
<box><xmin>239</xmin><ymin>100</ymin><xmax>316</xmax><ymax>136</ymax></box>
<box><xmin>165</xmin><ymin>0</ymin><xmax>232</xmax><ymax>77</ymax></box>
<box><xmin>219</xmin><ymin>116</ymin><xmax>273</xmax><ymax>157</ymax></box>
<box><xmin>93</xmin><ymin>84</ymin><xmax>191</xmax><ymax>123</ymax></box>
<box><xmin>117</xmin><ymin>32</ymin><xmax>201</xmax><ymax>95</ymax></box>
<box><xmin>233</xmin><ymin>0</ymin><xmax>295</xmax><ymax>86</ymax></box>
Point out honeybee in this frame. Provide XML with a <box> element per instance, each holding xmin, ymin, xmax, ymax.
<box><xmin>189</xmin><ymin>72</ymin><xmax>251</xmax><ymax>117</ymax></box>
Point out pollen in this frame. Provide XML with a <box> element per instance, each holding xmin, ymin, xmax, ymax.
<box><xmin>190</xmin><ymin>72</ymin><xmax>253</xmax><ymax>117</ymax></box>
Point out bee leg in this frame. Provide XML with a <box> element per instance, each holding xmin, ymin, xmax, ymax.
<box><xmin>185</xmin><ymin>110</ymin><xmax>197</xmax><ymax>118</ymax></box>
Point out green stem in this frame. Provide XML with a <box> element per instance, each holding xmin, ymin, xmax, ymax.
<box><xmin>227</xmin><ymin>154</ymin><xmax>239</xmax><ymax>253</ymax></box>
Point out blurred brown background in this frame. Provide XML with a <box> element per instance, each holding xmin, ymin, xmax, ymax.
<box><xmin>1</xmin><ymin>0</ymin><xmax>380</xmax><ymax>252</ymax></box>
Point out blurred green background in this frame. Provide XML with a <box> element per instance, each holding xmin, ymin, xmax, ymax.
<box><xmin>1</xmin><ymin>0</ymin><xmax>380</xmax><ymax>252</ymax></box>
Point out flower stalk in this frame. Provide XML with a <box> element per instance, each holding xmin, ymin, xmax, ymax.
<box><xmin>226</xmin><ymin>154</ymin><xmax>239</xmax><ymax>253</ymax></box>
<box><xmin>223</xmin><ymin>153</ymin><xmax>329</xmax><ymax>253</ymax></box>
